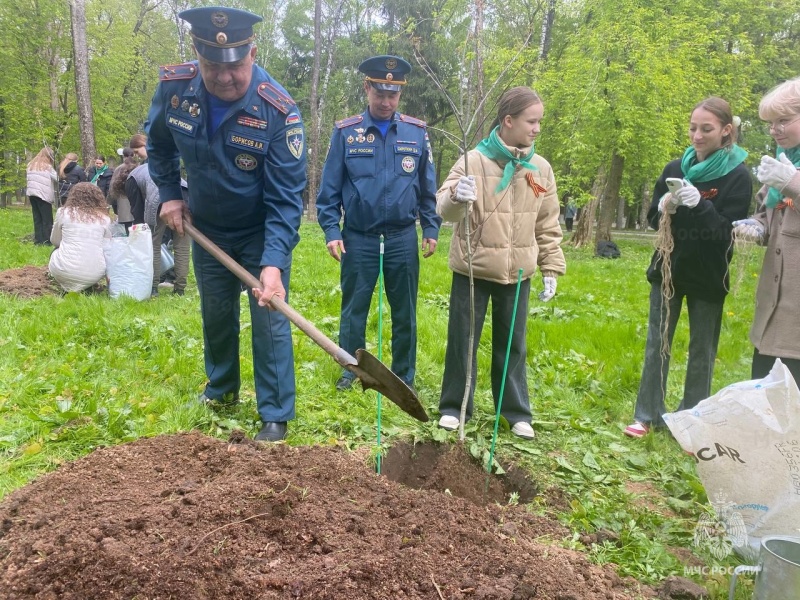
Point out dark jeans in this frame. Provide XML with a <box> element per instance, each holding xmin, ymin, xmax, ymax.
<box><xmin>751</xmin><ymin>348</ymin><xmax>800</xmax><ymax>387</ymax></box>
<box><xmin>439</xmin><ymin>272</ymin><xmax>532</xmax><ymax>425</ymax></box>
<box><xmin>565</xmin><ymin>217</ymin><xmax>574</xmax><ymax>232</ymax></box>
<box><xmin>30</xmin><ymin>196</ymin><xmax>53</xmax><ymax>245</ymax></box>
<box><xmin>633</xmin><ymin>283</ymin><xmax>724</xmax><ymax>427</ymax></box>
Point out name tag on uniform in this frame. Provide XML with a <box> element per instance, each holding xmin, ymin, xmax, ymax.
<box><xmin>347</xmin><ymin>147</ymin><xmax>375</xmax><ymax>156</ymax></box>
<box><xmin>227</xmin><ymin>133</ymin><xmax>266</xmax><ymax>152</ymax></box>
<box><xmin>167</xmin><ymin>114</ymin><xmax>197</xmax><ymax>136</ymax></box>
<box><xmin>395</xmin><ymin>145</ymin><xmax>420</xmax><ymax>156</ymax></box>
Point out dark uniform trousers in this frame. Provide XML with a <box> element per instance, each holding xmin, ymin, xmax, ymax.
<box><xmin>193</xmin><ymin>228</ymin><xmax>295</xmax><ymax>423</ymax></box>
<box><xmin>439</xmin><ymin>273</ymin><xmax>532</xmax><ymax>426</ymax></box>
<box><xmin>339</xmin><ymin>226</ymin><xmax>419</xmax><ymax>386</ymax></box>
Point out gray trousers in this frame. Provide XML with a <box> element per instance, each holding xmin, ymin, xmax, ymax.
<box><xmin>152</xmin><ymin>219</ymin><xmax>191</xmax><ymax>293</ymax></box>
<box><xmin>634</xmin><ymin>283</ymin><xmax>724</xmax><ymax>427</ymax></box>
<box><xmin>439</xmin><ymin>273</ymin><xmax>532</xmax><ymax>425</ymax></box>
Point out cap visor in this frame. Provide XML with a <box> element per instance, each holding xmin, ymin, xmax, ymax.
<box><xmin>370</xmin><ymin>82</ymin><xmax>402</xmax><ymax>92</ymax></box>
<box><xmin>195</xmin><ymin>42</ymin><xmax>250</xmax><ymax>64</ymax></box>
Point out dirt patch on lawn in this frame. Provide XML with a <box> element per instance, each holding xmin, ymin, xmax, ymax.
<box><xmin>0</xmin><ymin>266</ymin><xmax>60</xmax><ymax>298</ymax></box>
<box><xmin>0</xmin><ymin>432</ymin><xmax>654</xmax><ymax>599</ymax></box>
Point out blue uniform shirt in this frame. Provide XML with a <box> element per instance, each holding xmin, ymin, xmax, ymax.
<box><xmin>316</xmin><ymin>109</ymin><xmax>441</xmax><ymax>242</ymax></box>
<box><xmin>145</xmin><ymin>61</ymin><xmax>306</xmax><ymax>271</ymax></box>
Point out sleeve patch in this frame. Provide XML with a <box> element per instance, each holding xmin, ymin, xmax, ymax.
<box><xmin>159</xmin><ymin>62</ymin><xmax>198</xmax><ymax>81</ymax></box>
<box><xmin>257</xmin><ymin>82</ymin><xmax>296</xmax><ymax>115</ymax></box>
<box><xmin>336</xmin><ymin>115</ymin><xmax>364</xmax><ymax>129</ymax></box>
<box><xmin>399</xmin><ymin>114</ymin><xmax>427</xmax><ymax>128</ymax></box>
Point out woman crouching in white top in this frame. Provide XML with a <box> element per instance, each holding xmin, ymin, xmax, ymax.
<box><xmin>49</xmin><ymin>183</ymin><xmax>111</xmax><ymax>292</ymax></box>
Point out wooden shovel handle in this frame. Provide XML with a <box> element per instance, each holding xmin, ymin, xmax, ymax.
<box><xmin>182</xmin><ymin>221</ymin><xmax>357</xmax><ymax>368</ymax></box>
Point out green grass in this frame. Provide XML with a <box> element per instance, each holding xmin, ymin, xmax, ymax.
<box><xmin>0</xmin><ymin>207</ymin><xmax>765</xmax><ymax>598</ymax></box>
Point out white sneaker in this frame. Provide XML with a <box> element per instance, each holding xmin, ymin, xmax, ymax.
<box><xmin>511</xmin><ymin>422</ymin><xmax>535</xmax><ymax>439</ymax></box>
<box><xmin>438</xmin><ymin>415</ymin><xmax>459</xmax><ymax>431</ymax></box>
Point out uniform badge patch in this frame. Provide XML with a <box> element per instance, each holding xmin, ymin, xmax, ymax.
<box><xmin>171</xmin><ymin>95</ymin><xmax>179</xmax><ymax>109</ymax></box>
<box><xmin>286</xmin><ymin>127</ymin><xmax>304</xmax><ymax>159</ymax></box>
<box><xmin>181</xmin><ymin>100</ymin><xmax>190</xmax><ymax>112</ymax></box>
<box><xmin>366</xmin><ymin>133</ymin><xmax>375</xmax><ymax>143</ymax></box>
<box><xmin>402</xmin><ymin>156</ymin><xmax>416</xmax><ymax>173</ymax></box>
<box><xmin>189</xmin><ymin>103</ymin><xmax>201</xmax><ymax>118</ymax></box>
<box><xmin>235</xmin><ymin>154</ymin><xmax>258</xmax><ymax>171</ymax></box>
<box><xmin>347</xmin><ymin>135</ymin><xmax>355</xmax><ymax>144</ymax></box>
<box><xmin>285</xmin><ymin>113</ymin><xmax>301</xmax><ymax>125</ymax></box>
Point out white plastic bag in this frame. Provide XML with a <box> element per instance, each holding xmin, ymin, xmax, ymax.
<box><xmin>104</xmin><ymin>224</ymin><xmax>154</xmax><ymax>300</ymax></box>
<box><xmin>664</xmin><ymin>360</ymin><xmax>800</xmax><ymax>561</ymax></box>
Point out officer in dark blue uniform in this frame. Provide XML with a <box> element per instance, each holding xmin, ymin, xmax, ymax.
<box><xmin>317</xmin><ymin>55</ymin><xmax>441</xmax><ymax>392</ymax></box>
<box><xmin>145</xmin><ymin>6</ymin><xmax>306</xmax><ymax>442</ymax></box>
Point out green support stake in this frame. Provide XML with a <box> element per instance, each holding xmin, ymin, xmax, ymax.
<box><xmin>486</xmin><ymin>268</ymin><xmax>524</xmax><ymax>476</ymax></box>
<box><xmin>376</xmin><ymin>235</ymin><xmax>384</xmax><ymax>474</ymax></box>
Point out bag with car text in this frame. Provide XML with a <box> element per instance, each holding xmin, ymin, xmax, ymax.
<box><xmin>663</xmin><ymin>360</ymin><xmax>800</xmax><ymax>561</ymax></box>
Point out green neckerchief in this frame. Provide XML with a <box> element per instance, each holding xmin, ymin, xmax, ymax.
<box><xmin>475</xmin><ymin>126</ymin><xmax>537</xmax><ymax>192</ymax></box>
<box><xmin>679</xmin><ymin>144</ymin><xmax>748</xmax><ymax>185</ymax></box>
<box><xmin>765</xmin><ymin>146</ymin><xmax>800</xmax><ymax>208</ymax></box>
<box><xmin>90</xmin><ymin>164</ymin><xmax>107</xmax><ymax>185</ymax></box>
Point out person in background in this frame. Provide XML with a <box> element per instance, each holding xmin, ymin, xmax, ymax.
<box><xmin>26</xmin><ymin>147</ymin><xmax>58</xmax><ymax>245</ymax></box>
<box><xmin>108</xmin><ymin>147</ymin><xmax>137</xmax><ymax>231</ymax></box>
<box><xmin>625</xmin><ymin>97</ymin><xmax>751</xmax><ymax>438</ymax></box>
<box><xmin>49</xmin><ymin>183</ymin><xmax>111</xmax><ymax>293</ymax></box>
<box><xmin>435</xmin><ymin>86</ymin><xmax>566</xmax><ymax>440</ymax></box>
<box><xmin>86</xmin><ymin>156</ymin><xmax>114</xmax><ymax>198</ymax></box>
<box><xmin>316</xmin><ymin>55</ymin><xmax>441</xmax><ymax>393</ymax></box>
<box><xmin>57</xmin><ymin>152</ymin><xmax>87</xmax><ymax>206</ymax></box>
<box><xmin>125</xmin><ymin>134</ymin><xmax>191</xmax><ymax>297</ymax></box>
<box><xmin>146</xmin><ymin>6</ymin><xmax>306</xmax><ymax>442</ymax></box>
<box><xmin>733</xmin><ymin>76</ymin><xmax>800</xmax><ymax>384</ymax></box>
<box><xmin>564</xmin><ymin>193</ymin><xmax>577</xmax><ymax>232</ymax></box>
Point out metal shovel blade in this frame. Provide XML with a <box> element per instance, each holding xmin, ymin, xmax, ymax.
<box><xmin>182</xmin><ymin>221</ymin><xmax>429</xmax><ymax>422</ymax></box>
<box><xmin>350</xmin><ymin>349</ymin><xmax>429</xmax><ymax>422</ymax></box>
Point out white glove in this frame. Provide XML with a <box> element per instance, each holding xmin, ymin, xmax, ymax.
<box><xmin>658</xmin><ymin>192</ymin><xmax>679</xmax><ymax>215</ymax></box>
<box><xmin>732</xmin><ymin>219</ymin><xmax>766</xmax><ymax>244</ymax></box>
<box><xmin>673</xmin><ymin>184</ymin><xmax>701</xmax><ymax>208</ymax></box>
<box><xmin>454</xmin><ymin>175</ymin><xmax>477</xmax><ymax>203</ymax></box>
<box><xmin>539</xmin><ymin>276</ymin><xmax>557</xmax><ymax>302</ymax></box>
<box><xmin>757</xmin><ymin>154</ymin><xmax>797</xmax><ymax>191</ymax></box>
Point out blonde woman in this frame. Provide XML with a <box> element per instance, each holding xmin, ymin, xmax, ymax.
<box><xmin>49</xmin><ymin>183</ymin><xmax>111</xmax><ymax>292</ymax></box>
<box><xmin>733</xmin><ymin>76</ymin><xmax>800</xmax><ymax>384</ymax></box>
<box><xmin>26</xmin><ymin>147</ymin><xmax>58</xmax><ymax>245</ymax></box>
<box><xmin>57</xmin><ymin>152</ymin><xmax>87</xmax><ymax>205</ymax></box>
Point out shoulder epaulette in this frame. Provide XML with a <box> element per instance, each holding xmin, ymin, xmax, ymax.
<box><xmin>257</xmin><ymin>82</ymin><xmax>296</xmax><ymax>115</ymax></box>
<box><xmin>159</xmin><ymin>62</ymin><xmax>198</xmax><ymax>81</ymax></box>
<box><xmin>399</xmin><ymin>114</ymin><xmax>427</xmax><ymax>128</ymax></box>
<box><xmin>336</xmin><ymin>115</ymin><xmax>364</xmax><ymax>129</ymax></box>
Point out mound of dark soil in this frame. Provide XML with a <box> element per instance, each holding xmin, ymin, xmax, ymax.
<box><xmin>0</xmin><ymin>432</ymin><xmax>653</xmax><ymax>599</ymax></box>
<box><xmin>0</xmin><ymin>266</ymin><xmax>59</xmax><ymax>298</ymax></box>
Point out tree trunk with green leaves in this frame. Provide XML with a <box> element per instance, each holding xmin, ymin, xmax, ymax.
<box><xmin>594</xmin><ymin>151</ymin><xmax>623</xmax><ymax>245</ymax></box>
<box><xmin>69</xmin><ymin>0</ymin><xmax>96</xmax><ymax>167</ymax></box>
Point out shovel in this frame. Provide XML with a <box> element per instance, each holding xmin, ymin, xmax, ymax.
<box><xmin>182</xmin><ymin>220</ymin><xmax>429</xmax><ymax>422</ymax></box>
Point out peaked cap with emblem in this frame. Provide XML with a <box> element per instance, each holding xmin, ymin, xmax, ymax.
<box><xmin>358</xmin><ymin>55</ymin><xmax>411</xmax><ymax>92</ymax></box>
<box><xmin>179</xmin><ymin>6</ymin><xmax>262</xmax><ymax>64</ymax></box>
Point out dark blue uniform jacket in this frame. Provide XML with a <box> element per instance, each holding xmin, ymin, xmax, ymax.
<box><xmin>146</xmin><ymin>61</ymin><xmax>306</xmax><ymax>271</ymax></box>
<box><xmin>316</xmin><ymin>109</ymin><xmax>440</xmax><ymax>242</ymax></box>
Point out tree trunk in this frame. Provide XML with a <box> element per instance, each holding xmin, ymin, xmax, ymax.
<box><xmin>538</xmin><ymin>0</ymin><xmax>557</xmax><ymax>61</ymax></box>
<box><xmin>306</xmin><ymin>0</ymin><xmax>323</xmax><ymax>222</ymax></box>
<box><xmin>616</xmin><ymin>195</ymin><xmax>626</xmax><ymax>230</ymax></box>
<box><xmin>571</xmin><ymin>167</ymin><xmax>605</xmax><ymax>248</ymax></box>
<box><xmin>639</xmin><ymin>183</ymin><xmax>651</xmax><ymax>230</ymax></box>
<box><xmin>70</xmin><ymin>0</ymin><xmax>96</xmax><ymax>167</ymax></box>
<box><xmin>594</xmin><ymin>151</ymin><xmax>623</xmax><ymax>246</ymax></box>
